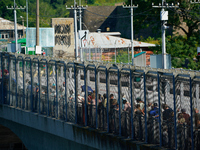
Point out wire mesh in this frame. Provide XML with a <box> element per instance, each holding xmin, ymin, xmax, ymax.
<box><xmin>0</xmin><ymin>54</ymin><xmax>2</xmax><ymax>104</ymax></box>
<box><xmin>32</xmin><ymin>59</ymin><xmax>39</xmax><ymax>113</ymax></box>
<box><xmin>86</xmin><ymin>69</ymin><xmax>96</xmax><ymax>128</ymax></box>
<box><xmin>109</xmin><ymin>70</ymin><xmax>119</xmax><ymax>135</ymax></box>
<box><xmin>80</xmin><ymin>47</ymin><xmax>102</xmax><ymax>62</ymax></box>
<box><xmin>160</xmin><ymin>75</ymin><xmax>175</xmax><ymax>149</ymax></box>
<box><xmin>16</xmin><ymin>58</ymin><xmax>24</xmax><ymax>109</ymax></box>
<box><xmin>39</xmin><ymin>60</ymin><xmax>48</xmax><ymax>115</ymax></box>
<box><xmin>133</xmin><ymin>72</ymin><xmax>145</xmax><ymax>141</ymax></box>
<box><xmin>9</xmin><ymin>57</ymin><xmax>17</xmax><ymax>107</ymax></box>
<box><xmin>1</xmin><ymin>52</ymin><xmax>200</xmax><ymax>149</ymax></box>
<box><xmin>145</xmin><ymin>74</ymin><xmax>160</xmax><ymax>144</ymax></box>
<box><xmin>76</xmin><ymin>68</ymin><xmax>85</xmax><ymax>125</ymax></box>
<box><xmin>120</xmin><ymin>71</ymin><xmax>131</xmax><ymax>138</ymax></box>
<box><xmin>98</xmin><ymin>69</ymin><xmax>107</xmax><ymax>131</ymax></box>
<box><xmin>48</xmin><ymin>61</ymin><xmax>56</xmax><ymax>118</ymax></box>
<box><xmin>2</xmin><ymin>55</ymin><xmax>9</xmax><ymax>105</ymax></box>
<box><xmin>175</xmin><ymin>77</ymin><xmax>192</xmax><ymax>150</ymax></box>
<box><xmin>66</xmin><ymin>66</ymin><xmax>75</xmax><ymax>123</ymax></box>
<box><xmin>24</xmin><ymin>59</ymin><xmax>32</xmax><ymax>111</ymax></box>
<box><xmin>56</xmin><ymin>63</ymin><xmax>66</xmax><ymax>121</ymax></box>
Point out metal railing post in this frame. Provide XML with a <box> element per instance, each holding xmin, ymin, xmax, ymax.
<box><xmin>46</xmin><ymin>60</ymin><xmax>49</xmax><ymax>117</ymax></box>
<box><xmin>173</xmin><ymin>75</ymin><xmax>178</xmax><ymax>149</ymax></box>
<box><xmin>95</xmin><ymin>66</ymin><xmax>99</xmax><ymax>129</ymax></box>
<box><xmin>144</xmin><ymin>72</ymin><xmax>147</xmax><ymax>143</ymax></box>
<box><xmin>22</xmin><ymin>58</ymin><xmax>25</xmax><ymax>109</ymax></box>
<box><xmin>64</xmin><ymin>63</ymin><xmax>67</xmax><ymax>122</ymax></box>
<box><xmin>130</xmin><ymin>69</ymin><xmax>134</xmax><ymax>139</ymax></box>
<box><xmin>1</xmin><ymin>54</ymin><xmax>4</xmax><ymax>104</ymax></box>
<box><xmin>74</xmin><ymin>64</ymin><xmax>78</xmax><ymax>124</ymax></box>
<box><xmin>84</xmin><ymin>66</ymin><xmax>88</xmax><ymax>126</ymax></box>
<box><xmin>157</xmin><ymin>73</ymin><xmax>162</xmax><ymax>147</ymax></box>
<box><xmin>190</xmin><ymin>77</ymin><xmax>194</xmax><ymax>150</ymax></box>
<box><xmin>15</xmin><ymin>57</ymin><xmax>18</xmax><ymax>108</ymax></box>
<box><xmin>38</xmin><ymin>59</ymin><xmax>41</xmax><ymax>114</ymax></box>
<box><xmin>118</xmin><ymin>68</ymin><xmax>122</xmax><ymax>136</ymax></box>
<box><xmin>106</xmin><ymin>67</ymin><xmax>110</xmax><ymax>133</ymax></box>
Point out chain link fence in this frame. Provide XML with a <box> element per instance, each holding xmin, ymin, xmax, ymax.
<box><xmin>0</xmin><ymin>52</ymin><xmax>200</xmax><ymax>150</ymax></box>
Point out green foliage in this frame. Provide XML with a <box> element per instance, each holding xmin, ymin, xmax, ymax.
<box><xmin>111</xmin><ymin>49</ymin><xmax>130</xmax><ymax>64</ymax></box>
<box><xmin>88</xmin><ymin>0</ymin><xmax>95</xmax><ymax>4</ymax></box>
<box><xmin>147</xmin><ymin>35</ymin><xmax>200</xmax><ymax>70</ymax></box>
<box><xmin>166</xmin><ymin>35</ymin><xmax>199</xmax><ymax>69</ymax></box>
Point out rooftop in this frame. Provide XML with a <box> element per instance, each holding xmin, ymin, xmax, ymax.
<box><xmin>81</xmin><ymin>32</ymin><xmax>156</xmax><ymax>48</ymax></box>
<box><xmin>0</xmin><ymin>17</ymin><xmax>26</xmax><ymax>30</ymax></box>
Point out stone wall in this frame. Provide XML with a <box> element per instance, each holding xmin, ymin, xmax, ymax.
<box><xmin>51</xmin><ymin>18</ymin><xmax>75</xmax><ymax>59</ymax></box>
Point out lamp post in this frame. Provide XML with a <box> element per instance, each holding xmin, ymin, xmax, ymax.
<box><xmin>20</xmin><ymin>16</ymin><xmax>24</xmax><ymax>38</ymax></box>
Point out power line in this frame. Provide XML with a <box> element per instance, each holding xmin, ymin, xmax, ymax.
<box><xmin>167</xmin><ymin>7</ymin><xmax>200</xmax><ymax>21</ymax></box>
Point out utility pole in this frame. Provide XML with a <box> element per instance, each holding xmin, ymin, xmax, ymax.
<box><xmin>66</xmin><ymin>2</ymin><xmax>87</xmax><ymax>60</ymax></box>
<box><xmin>36</xmin><ymin>0</ymin><xmax>39</xmax><ymax>47</ymax></box>
<box><xmin>123</xmin><ymin>1</ymin><xmax>138</xmax><ymax>66</ymax></box>
<box><xmin>7</xmin><ymin>0</ymin><xmax>25</xmax><ymax>53</ymax></box>
<box><xmin>78</xmin><ymin>0</ymin><xmax>88</xmax><ymax>30</ymax></box>
<box><xmin>20</xmin><ymin>16</ymin><xmax>24</xmax><ymax>38</ymax></box>
<box><xmin>152</xmin><ymin>1</ymin><xmax>179</xmax><ymax>69</ymax></box>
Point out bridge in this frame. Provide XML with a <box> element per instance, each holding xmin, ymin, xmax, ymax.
<box><xmin>0</xmin><ymin>52</ymin><xmax>200</xmax><ymax>150</ymax></box>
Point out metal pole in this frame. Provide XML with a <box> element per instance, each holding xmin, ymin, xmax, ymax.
<box><xmin>74</xmin><ymin>1</ymin><xmax>78</xmax><ymax>60</ymax></box>
<box><xmin>14</xmin><ymin>6</ymin><xmax>18</xmax><ymax>53</ymax></box>
<box><xmin>79</xmin><ymin>0</ymin><xmax>82</xmax><ymax>30</ymax></box>
<box><xmin>67</xmin><ymin>3</ymin><xmax>86</xmax><ymax>60</ymax></box>
<box><xmin>26</xmin><ymin>0</ymin><xmax>28</xmax><ymax>50</ymax></box>
<box><xmin>128</xmin><ymin>47</ymin><xmax>130</xmax><ymax>64</ymax></box>
<box><xmin>7</xmin><ymin>0</ymin><xmax>25</xmax><ymax>53</ymax></box>
<box><xmin>115</xmin><ymin>40</ymin><xmax>116</xmax><ymax>63</ymax></box>
<box><xmin>131</xmin><ymin>0</ymin><xmax>134</xmax><ymax>65</ymax></box>
<box><xmin>162</xmin><ymin>22</ymin><xmax>166</xmax><ymax>69</ymax></box>
<box><xmin>36</xmin><ymin>0</ymin><xmax>39</xmax><ymax>46</ymax></box>
<box><xmin>14</xmin><ymin>0</ymin><xmax>18</xmax><ymax>53</ymax></box>
<box><xmin>152</xmin><ymin>1</ymin><xmax>179</xmax><ymax>69</ymax></box>
<box><xmin>20</xmin><ymin>16</ymin><xmax>24</xmax><ymax>38</ymax></box>
<box><xmin>161</xmin><ymin>0</ymin><xmax>166</xmax><ymax>69</ymax></box>
<box><xmin>123</xmin><ymin>2</ymin><xmax>138</xmax><ymax>66</ymax></box>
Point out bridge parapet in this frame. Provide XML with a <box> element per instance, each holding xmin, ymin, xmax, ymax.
<box><xmin>0</xmin><ymin>52</ymin><xmax>200</xmax><ymax>150</ymax></box>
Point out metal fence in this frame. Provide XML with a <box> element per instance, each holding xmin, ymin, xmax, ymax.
<box><xmin>0</xmin><ymin>52</ymin><xmax>200</xmax><ymax>150</ymax></box>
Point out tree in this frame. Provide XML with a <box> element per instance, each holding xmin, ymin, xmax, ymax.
<box><xmin>111</xmin><ymin>49</ymin><xmax>130</xmax><ymax>64</ymax></box>
<box><xmin>149</xmin><ymin>35</ymin><xmax>200</xmax><ymax>70</ymax></box>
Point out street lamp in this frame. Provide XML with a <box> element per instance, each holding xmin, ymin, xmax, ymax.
<box><xmin>20</xmin><ymin>16</ymin><xmax>24</xmax><ymax>38</ymax></box>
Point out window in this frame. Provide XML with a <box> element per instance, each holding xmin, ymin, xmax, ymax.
<box><xmin>1</xmin><ymin>33</ymin><xmax>9</xmax><ymax>39</ymax></box>
<box><xmin>21</xmin><ymin>47</ymin><xmax>25</xmax><ymax>54</ymax></box>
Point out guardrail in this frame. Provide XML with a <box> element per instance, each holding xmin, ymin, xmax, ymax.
<box><xmin>0</xmin><ymin>52</ymin><xmax>200</xmax><ymax>150</ymax></box>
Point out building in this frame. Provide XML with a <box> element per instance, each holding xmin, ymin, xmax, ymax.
<box><xmin>69</xmin><ymin>6</ymin><xmax>161</xmax><ymax>40</ymax></box>
<box><xmin>0</xmin><ymin>17</ymin><xmax>26</xmax><ymax>42</ymax></box>
<box><xmin>79</xmin><ymin>31</ymin><xmax>156</xmax><ymax>66</ymax></box>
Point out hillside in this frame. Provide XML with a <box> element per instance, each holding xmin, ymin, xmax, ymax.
<box><xmin>0</xmin><ymin>0</ymin><xmax>124</xmax><ymax>27</ymax></box>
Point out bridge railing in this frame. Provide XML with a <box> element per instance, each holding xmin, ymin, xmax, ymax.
<box><xmin>0</xmin><ymin>52</ymin><xmax>200</xmax><ymax>150</ymax></box>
